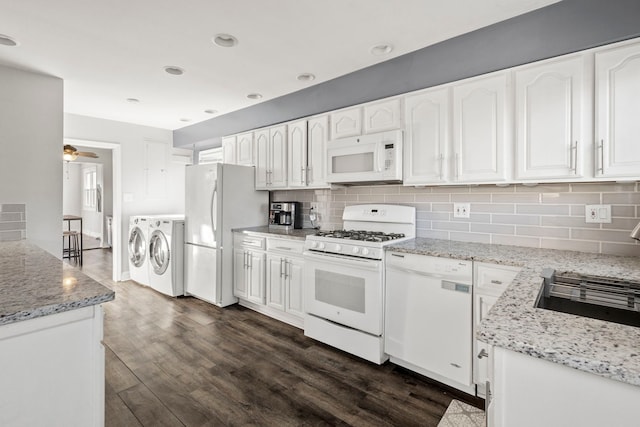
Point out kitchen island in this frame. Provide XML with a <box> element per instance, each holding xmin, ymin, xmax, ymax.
<box><xmin>386</xmin><ymin>238</ymin><xmax>640</xmax><ymax>426</ymax></box>
<box><xmin>0</xmin><ymin>240</ymin><xmax>114</xmax><ymax>427</ymax></box>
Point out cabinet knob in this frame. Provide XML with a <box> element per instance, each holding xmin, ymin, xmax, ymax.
<box><xmin>477</xmin><ymin>349</ymin><xmax>489</xmax><ymax>359</ymax></box>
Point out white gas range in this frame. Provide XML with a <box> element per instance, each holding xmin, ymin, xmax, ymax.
<box><xmin>303</xmin><ymin>204</ymin><xmax>416</xmax><ymax>364</ymax></box>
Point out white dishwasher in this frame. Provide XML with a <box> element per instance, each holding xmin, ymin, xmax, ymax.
<box><xmin>385</xmin><ymin>251</ymin><xmax>474</xmax><ymax>394</ymax></box>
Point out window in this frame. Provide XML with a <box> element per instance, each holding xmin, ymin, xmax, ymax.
<box><xmin>83</xmin><ymin>168</ymin><xmax>97</xmax><ymax>210</ymax></box>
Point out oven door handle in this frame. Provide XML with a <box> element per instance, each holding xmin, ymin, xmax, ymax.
<box><xmin>303</xmin><ymin>251</ymin><xmax>381</xmax><ymax>270</ymax></box>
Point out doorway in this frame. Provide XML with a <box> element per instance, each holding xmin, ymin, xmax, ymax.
<box><xmin>62</xmin><ymin>138</ymin><xmax>123</xmax><ymax>281</ymax></box>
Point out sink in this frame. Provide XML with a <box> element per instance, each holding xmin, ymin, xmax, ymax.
<box><xmin>536</xmin><ymin>269</ymin><xmax>640</xmax><ymax>328</ymax></box>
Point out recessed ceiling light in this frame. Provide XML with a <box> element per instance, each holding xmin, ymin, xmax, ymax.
<box><xmin>297</xmin><ymin>73</ymin><xmax>316</xmax><ymax>82</ymax></box>
<box><xmin>164</xmin><ymin>66</ymin><xmax>185</xmax><ymax>76</ymax></box>
<box><xmin>213</xmin><ymin>34</ymin><xmax>238</xmax><ymax>48</ymax></box>
<box><xmin>204</xmin><ymin>109</ymin><xmax>218</xmax><ymax>115</ymax></box>
<box><xmin>180</xmin><ymin>118</ymin><xmax>191</xmax><ymax>122</ymax></box>
<box><xmin>247</xmin><ymin>93</ymin><xmax>263</xmax><ymax>100</ymax></box>
<box><xmin>370</xmin><ymin>44</ymin><xmax>393</xmax><ymax>56</ymax></box>
<box><xmin>126</xmin><ymin>98</ymin><xmax>140</xmax><ymax>103</ymax></box>
<box><xmin>0</xmin><ymin>34</ymin><xmax>18</xmax><ymax>47</ymax></box>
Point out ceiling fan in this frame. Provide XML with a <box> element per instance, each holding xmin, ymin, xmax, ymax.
<box><xmin>63</xmin><ymin>144</ymin><xmax>98</xmax><ymax>161</ymax></box>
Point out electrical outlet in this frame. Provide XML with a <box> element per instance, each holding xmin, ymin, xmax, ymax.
<box><xmin>453</xmin><ymin>203</ymin><xmax>471</xmax><ymax>219</ymax></box>
<box><xmin>585</xmin><ymin>204</ymin><xmax>612</xmax><ymax>223</ymax></box>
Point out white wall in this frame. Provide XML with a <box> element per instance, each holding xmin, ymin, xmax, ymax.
<box><xmin>0</xmin><ymin>65</ymin><xmax>63</xmax><ymax>256</ymax></box>
<box><xmin>64</xmin><ymin>113</ymin><xmax>187</xmax><ymax>277</ymax></box>
<box><xmin>62</xmin><ymin>162</ymin><xmax>82</xmax><ymax>216</ymax></box>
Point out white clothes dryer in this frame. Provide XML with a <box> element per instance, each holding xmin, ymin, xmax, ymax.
<box><xmin>147</xmin><ymin>217</ymin><xmax>185</xmax><ymax>297</ymax></box>
<box><xmin>128</xmin><ymin>215</ymin><xmax>150</xmax><ymax>285</ymax></box>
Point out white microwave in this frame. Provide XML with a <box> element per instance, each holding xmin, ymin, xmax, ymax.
<box><xmin>326</xmin><ymin>130</ymin><xmax>403</xmax><ymax>184</ymax></box>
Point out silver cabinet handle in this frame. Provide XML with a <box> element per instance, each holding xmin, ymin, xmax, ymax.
<box><xmin>490</xmin><ymin>279</ymin><xmax>503</xmax><ymax>285</ymax></box>
<box><xmin>301</xmin><ymin>167</ymin><xmax>305</xmax><ymax>185</ymax></box>
<box><xmin>570</xmin><ymin>141</ymin><xmax>578</xmax><ymax>174</ymax></box>
<box><xmin>438</xmin><ymin>153</ymin><xmax>444</xmax><ymax>180</ymax></box>
<box><xmin>597</xmin><ymin>140</ymin><xmax>604</xmax><ymax>174</ymax></box>
<box><xmin>455</xmin><ymin>152</ymin><xmax>460</xmax><ymax>179</ymax></box>
<box><xmin>244</xmin><ymin>251</ymin><xmax>248</xmax><ymax>269</ymax></box>
<box><xmin>248</xmin><ymin>252</ymin><xmax>252</xmax><ymax>269</ymax></box>
<box><xmin>477</xmin><ymin>349</ymin><xmax>489</xmax><ymax>359</ymax></box>
<box><xmin>280</xmin><ymin>258</ymin><xmax>284</xmax><ymax>277</ymax></box>
<box><xmin>284</xmin><ymin>260</ymin><xmax>290</xmax><ymax>280</ymax></box>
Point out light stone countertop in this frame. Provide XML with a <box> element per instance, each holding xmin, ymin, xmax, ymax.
<box><xmin>385</xmin><ymin>237</ymin><xmax>640</xmax><ymax>387</ymax></box>
<box><xmin>0</xmin><ymin>240</ymin><xmax>115</xmax><ymax>326</ymax></box>
<box><xmin>233</xmin><ymin>226</ymin><xmax>318</xmax><ymax>241</ymax></box>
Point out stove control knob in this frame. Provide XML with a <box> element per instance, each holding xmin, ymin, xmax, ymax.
<box><xmin>335</xmin><ymin>244</ymin><xmax>342</xmax><ymax>252</ymax></box>
<box><xmin>310</xmin><ymin>241</ymin><xmax>318</xmax><ymax>249</ymax></box>
<box><xmin>318</xmin><ymin>243</ymin><xmax>326</xmax><ymax>250</ymax></box>
<box><xmin>362</xmin><ymin>248</ymin><xmax>370</xmax><ymax>256</ymax></box>
<box><xmin>352</xmin><ymin>247</ymin><xmax>360</xmax><ymax>254</ymax></box>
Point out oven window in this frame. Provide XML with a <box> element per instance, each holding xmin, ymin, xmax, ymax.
<box><xmin>332</xmin><ymin>152</ymin><xmax>374</xmax><ymax>174</ymax></box>
<box><xmin>315</xmin><ymin>270</ymin><xmax>365</xmax><ymax>313</ymax></box>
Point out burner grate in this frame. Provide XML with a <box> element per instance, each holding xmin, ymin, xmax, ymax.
<box><xmin>314</xmin><ymin>229</ymin><xmax>405</xmax><ymax>241</ymax></box>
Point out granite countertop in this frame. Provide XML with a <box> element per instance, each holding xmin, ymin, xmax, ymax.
<box><xmin>386</xmin><ymin>238</ymin><xmax>640</xmax><ymax>387</ymax></box>
<box><xmin>0</xmin><ymin>241</ymin><xmax>115</xmax><ymax>326</ymax></box>
<box><xmin>233</xmin><ymin>226</ymin><xmax>318</xmax><ymax>240</ymax></box>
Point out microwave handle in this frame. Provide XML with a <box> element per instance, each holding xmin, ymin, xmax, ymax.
<box><xmin>376</xmin><ymin>144</ymin><xmax>383</xmax><ymax>172</ymax></box>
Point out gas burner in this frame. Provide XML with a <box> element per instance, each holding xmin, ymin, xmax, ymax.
<box><xmin>314</xmin><ymin>229</ymin><xmax>405</xmax><ymax>241</ymax></box>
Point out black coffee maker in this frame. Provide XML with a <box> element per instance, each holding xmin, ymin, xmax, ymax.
<box><xmin>269</xmin><ymin>202</ymin><xmax>302</xmax><ymax>230</ymax></box>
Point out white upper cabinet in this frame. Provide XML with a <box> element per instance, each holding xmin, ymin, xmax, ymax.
<box><xmin>595</xmin><ymin>41</ymin><xmax>640</xmax><ymax>178</ymax></box>
<box><xmin>452</xmin><ymin>72</ymin><xmax>510</xmax><ymax>183</ymax></box>
<box><xmin>307</xmin><ymin>115</ymin><xmax>330</xmax><ymax>188</ymax></box>
<box><xmin>269</xmin><ymin>125</ymin><xmax>288</xmax><ymax>188</ymax></box>
<box><xmin>287</xmin><ymin>120</ymin><xmax>308</xmax><ymax>188</ymax></box>
<box><xmin>254</xmin><ymin>125</ymin><xmax>287</xmax><ymax>189</ymax></box>
<box><xmin>222</xmin><ymin>135</ymin><xmax>236</xmax><ymax>164</ymax></box>
<box><xmin>515</xmin><ymin>55</ymin><xmax>585</xmax><ymax>180</ymax></box>
<box><xmin>363</xmin><ymin>98</ymin><xmax>402</xmax><ymax>134</ymax></box>
<box><xmin>236</xmin><ymin>132</ymin><xmax>254</xmax><ymax>166</ymax></box>
<box><xmin>330</xmin><ymin>107</ymin><xmax>361</xmax><ymax>139</ymax></box>
<box><xmin>254</xmin><ymin>129</ymin><xmax>269</xmax><ymax>189</ymax></box>
<box><xmin>403</xmin><ymin>87</ymin><xmax>450</xmax><ymax>185</ymax></box>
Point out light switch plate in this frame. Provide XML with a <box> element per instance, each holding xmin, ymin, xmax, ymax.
<box><xmin>453</xmin><ymin>203</ymin><xmax>471</xmax><ymax>219</ymax></box>
<box><xmin>585</xmin><ymin>204</ymin><xmax>611</xmax><ymax>223</ymax></box>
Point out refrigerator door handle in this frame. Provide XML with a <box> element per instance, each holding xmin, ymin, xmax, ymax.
<box><xmin>211</xmin><ymin>179</ymin><xmax>218</xmax><ymax>235</ymax></box>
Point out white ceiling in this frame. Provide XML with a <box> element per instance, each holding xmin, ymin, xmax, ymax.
<box><xmin>0</xmin><ymin>0</ymin><xmax>558</xmax><ymax>131</ymax></box>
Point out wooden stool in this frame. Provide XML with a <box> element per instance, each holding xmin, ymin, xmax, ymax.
<box><xmin>63</xmin><ymin>230</ymin><xmax>81</xmax><ymax>264</ymax></box>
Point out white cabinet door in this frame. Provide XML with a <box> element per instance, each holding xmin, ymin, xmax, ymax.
<box><xmin>236</xmin><ymin>132</ymin><xmax>254</xmax><ymax>166</ymax></box>
<box><xmin>222</xmin><ymin>136</ymin><xmax>236</xmax><ymax>164</ymax></box>
<box><xmin>595</xmin><ymin>41</ymin><xmax>640</xmax><ymax>178</ymax></box>
<box><xmin>330</xmin><ymin>107</ymin><xmax>361</xmax><ymax>139</ymax></box>
<box><xmin>474</xmin><ymin>293</ymin><xmax>498</xmax><ymax>396</ymax></box>
<box><xmin>254</xmin><ymin>129</ymin><xmax>270</xmax><ymax>189</ymax></box>
<box><xmin>307</xmin><ymin>115</ymin><xmax>329</xmax><ymax>188</ymax></box>
<box><xmin>403</xmin><ymin>88</ymin><xmax>450</xmax><ymax>185</ymax></box>
<box><xmin>233</xmin><ymin>249</ymin><xmax>247</xmax><ymax>299</ymax></box>
<box><xmin>247</xmin><ymin>251</ymin><xmax>265</xmax><ymax>304</ymax></box>
<box><xmin>363</xmin><ymin>98</ymin><xmax>402</xmax><ymax>133</ymax></box>
<box><xmin>266</xmin><ymin>254</ymin><xmax>285</xmax><ymax>311</ymax></box>
<box><xmin>144</xmin><ymin>140</ymin><xmax>168</xmax><ymax>198</ymax></box>
<box><xmin>269</xmin><ymin>125</ymin><xmax>288</xmax><ymax>188</ymax></box>
<box><xmin>453</xmin><ymin>72</ymin><xmax>510</xmax><ymax>183</ymax></box>
<box><xmin>285</xmin><ymin>256</ymin><xmax>305</xmax><ymax>319</ymax></box>
<box><xmin>287</xmin><ymin>120</ymin><xmax>308</xmax><ymax>188</ymax></box>
<box><xmin>515</xmin><ymin>55</ymin><xmax>585</xmax><ymax>180</ymax></box>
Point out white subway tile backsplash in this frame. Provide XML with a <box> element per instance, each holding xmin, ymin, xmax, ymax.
<box><xmin>0</xmin><ymin>203</ymin><xmax>26</xmax><ymax>241</ymax></box>
<box><xmin>272</xmin><ymin>182</ymin><xmax>640</xmax><ymax>256</ymax></box>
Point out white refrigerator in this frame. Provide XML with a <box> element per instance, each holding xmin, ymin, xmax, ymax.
<box><xmin>184</xmin><ymin>163</ymin><xmax>268</xmax><ymax>306</ymax></box>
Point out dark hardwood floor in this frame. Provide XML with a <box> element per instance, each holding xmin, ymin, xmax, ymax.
<box><xmin>77</xmin><ymin>249</ymin><xmax>483</xmax><ymax>426</ymax></box>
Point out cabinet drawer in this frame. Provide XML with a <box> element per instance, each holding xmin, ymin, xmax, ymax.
<box><xmin>474</xmin><ymin>262</ymin><xmax>521</xmax><ymax>295</ymax></box>
<box><xmin>266</xmin><ymin>238</ymin><xmax>304</xmax><ymax>255</ymax></box>
<box><xmin>234</xmin><ymin>233</ymin><xmax>265</xmax><ymax>250</ymax></box>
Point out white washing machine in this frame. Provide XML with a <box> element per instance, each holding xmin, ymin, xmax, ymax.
<box><xmin>147</xmin><ymin>216</ymin><xmax>185</xmax><ymax>297</ymax></box>
<box><xmin>128</xmin><ymin>215</ymin><xmax>150</xmax><ymax>285</ymax></box>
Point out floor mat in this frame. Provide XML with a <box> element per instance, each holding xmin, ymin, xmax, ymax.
<box><xmin>437</xmin><ymin>399</ymin><xmax>485</xmax><ymax>427</ymax></box>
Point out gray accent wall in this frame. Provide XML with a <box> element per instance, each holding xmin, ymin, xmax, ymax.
<box><xmin>174</xmin><ymin>0</ymin><xmax>640</xmax><ymax>149</ymax></box>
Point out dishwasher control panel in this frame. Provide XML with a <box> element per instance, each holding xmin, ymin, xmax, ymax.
<box><xmin>387</xmin><ymin>252</ymin><xmax>472</xmax><ymax>284</ymax></box>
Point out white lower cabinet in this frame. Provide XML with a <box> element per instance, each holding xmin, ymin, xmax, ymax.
<box><xmin>0</xmin><ymin>305</ymin><xmax>105</xmax><ymax>426</ymax></box>
<box><xmin>266</xmin><ymin>238</ymin><xmax>305</xmax><ymax>323</ymax></box>
<box><xmin>233</xmin><ymin>234</ymin><xmax>266</xmax><ymax>304</ymax></box>
<box><xmin>473</xmin><ymin>262</ymin><xmax>521</xmax><ymax>397</ymax></box>
<box><xmin>233</xmin><ymin>232</ymin><xmax>304</xmax><ymax>328</ymax></box>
